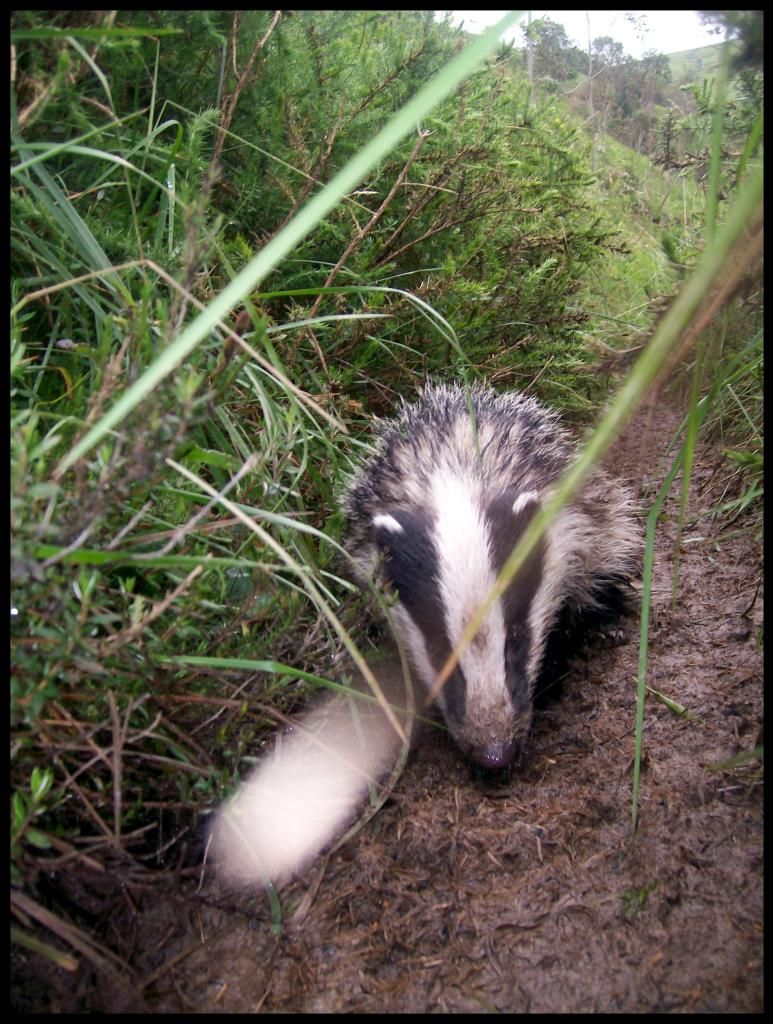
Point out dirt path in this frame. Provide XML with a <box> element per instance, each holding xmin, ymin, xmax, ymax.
<box><xmin>13</xmin><ymin>401</ymin><xmax>763</xmax><ymax>1013</ymax></box>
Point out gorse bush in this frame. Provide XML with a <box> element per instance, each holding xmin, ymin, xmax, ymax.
<box><xmin>13</xmin><ymin>12</ymin><xmax>623</xmax><ymax>406</ymax></box>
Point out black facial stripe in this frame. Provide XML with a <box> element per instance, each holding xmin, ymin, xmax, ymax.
<box><xmin>437</xmin><ymin>666</ymin><xmax>466</xmax><ymax>724</ymax></box>
<box><xmin>486</xmin><ymin>490</ymin><xmax>545</xmax><ymax>621</ymax></box>
<box><xmin>371</xmin><ymin>508</ymin><xmax>439</xmax><ymax>620</ymax></box>
<box><xmin>485</xmin><ymin>490</ymin><xmax>545</xmax><ymax>702</ymax></box>
<box><xmin>371</xmin><ymin>508</ymin><xmax>465</xmax><ymax>720</ymax></box>
<box><xmin>504</xmin><ymin>623</ymin><xmax>533</xmax><ymax>711</ymax></box>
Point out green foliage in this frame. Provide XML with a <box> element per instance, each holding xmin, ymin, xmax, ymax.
<box><xmin>622</xmin><ymin>880</ymin><xmax>657</xmax><ymax>919</ymax></box>
<box><xmin>655</xmin><ymin>34</ymin><xmax>762</xmax><ymax>203</ymax></box>
<box><xmin>11</xmin><ymin>768</ymin><xmax>56</xmax><ymax>882</ymax></box>
<box><xmin>524</xmin><ymin>17</ymin><xmax>586</xmax><ymax>82</ymax></box>
<box><xmin>697</xmin><ymin>10</ymin><xmax>764</xmax><ymax>70</ymax></box>
<box><xmin>589</xmin><ymin>42</ymin><xmax>673</xmax><ymax>150</ymax></box>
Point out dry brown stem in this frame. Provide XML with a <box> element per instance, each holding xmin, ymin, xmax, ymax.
<box><xmin>212</xmin><ymin>10</ymin><xmax>283</xmax><ymax>169</ymax></box>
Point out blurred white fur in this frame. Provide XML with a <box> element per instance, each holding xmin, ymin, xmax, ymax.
<box><xmin>209</xmin><ymin>664</ymin><xmax>410</xmax><ymax>888</ymax></box>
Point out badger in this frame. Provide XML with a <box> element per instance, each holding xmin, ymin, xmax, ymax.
<box><xmin>344</xmin><ymin>381</ymin><xmax>640</xmax><ymax>772</ymax></box>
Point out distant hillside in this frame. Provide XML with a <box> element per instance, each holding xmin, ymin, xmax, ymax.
<box><xmin>668</xmin><ymin>41</ymin><xmax>741</xmax><ymax>84</ymax></box>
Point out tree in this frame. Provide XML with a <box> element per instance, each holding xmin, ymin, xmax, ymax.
<box><xmin>591</xmin><ymin>35</ymin><xmax>626</xmax><ymax>69</ymax></box>
<box><xmin>524</xmin><ymin>17</ymin><xmax>584</xmax><ymax>82</ymax></box>
<box><xmin>698</xmin><ymin>10</ymin><xmax>763</xmax><ymax>69</ymax></box>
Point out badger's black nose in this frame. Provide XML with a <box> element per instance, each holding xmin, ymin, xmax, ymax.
<box><xmin>471</xmin><ymin>738</ymin><xmax>519</xmax><ymax>771</ymax></box>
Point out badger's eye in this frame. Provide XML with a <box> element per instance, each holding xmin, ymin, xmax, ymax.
<box><xmin>505</xmin><ymin>629</ymin><xmax>530</xmax><ymax>667</ymax></box>
<box><xmin>504</xmin><ymin>632</ymin><xmax>532</xmax><ymax>708</ymax></box>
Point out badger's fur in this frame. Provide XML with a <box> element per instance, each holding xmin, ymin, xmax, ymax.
<box><xmin>344</xmin><ymin>381</ymin><xmax>640</xmax><ymax>771</ymax></box>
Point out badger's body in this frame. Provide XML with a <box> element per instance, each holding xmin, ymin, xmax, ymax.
<box><xmin>344</xmin><ymin>382</ymin><xmax>640</xmax><ymax>771</ymax></box>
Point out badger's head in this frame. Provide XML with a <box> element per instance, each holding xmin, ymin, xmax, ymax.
<box><xmin>369</xmin><ymin>474</ymin><xmax>547</xmax><ymax>771</ymax></box>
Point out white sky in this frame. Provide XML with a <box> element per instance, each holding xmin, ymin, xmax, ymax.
<box><xmin>443</xmin><ymin>11</ymin><xmax>723</xmax><ymax>59</ymax></box>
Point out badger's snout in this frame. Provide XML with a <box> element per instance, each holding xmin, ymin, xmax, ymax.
<box><xmin>469</xmin><ymin>736</ymin><xmax>520</xmax><ymax>771</ymax></box>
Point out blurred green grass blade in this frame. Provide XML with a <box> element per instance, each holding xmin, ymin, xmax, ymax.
<box><xmin>11</xmin><ymin>25</ymin><xmax>182</xmax><ymax>40</ymax></box>
<box><xmin>704</xmin><ymin>42</ymin><xmax>731</xmax><ymax>244</ymax></box>
<box><xmin>735</xmin><ymin>109</ymin><xmax>763</xmax><ymax>187</ymax></box>
<box><xmin>54</xmin><ymin>11</ymin><xmax>525</xmax><ymax>475</ymax></box>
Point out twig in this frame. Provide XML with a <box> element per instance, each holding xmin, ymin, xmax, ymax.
<box><xmin>39</xmin><ymin>730</ymin><xmax>114</xmax><ymax>841</ymax></box>
<box><xmin>274</xmin><ymin>98</ymin><xmax>346</xmax><ymax>230</ymax></box>
<box><xmin>375</xmin><ymin>145</ymin><xmax>480</xmax><ymax>261</ymax></box>
<box><xmin>106</xmin><ymin>499</ymin><xmax>154</xmax><ymax>550</ymax></box>
<box><xmin>40</xmin><ymin>520</ymin><xmax>98</xmax><ymax>569</ymax></box>
<box><xmin>740</xmin><ymin>577</ymin><xmax>762</xmax><ymax>617</ymax></box>
<box><xmin>11</xmin><ymin>888</ymin><xmax>133</xmax><ymax>977</ymax></box>
<box><xmin>212</xmin><ymin>11</ymin><xmax>283</xmax><ymax>168</ymax></box>
<box><xmin>107</xmin><ymin>691</ymin><xmax>124</xmax><ymax>843</ymax></box>
<box><xmin>309</xmin><ymin>127</ymin><xmax>431</xmax><ymax>320</ymax></box>
<box><xmin>103</xmin><ymin>563</ymin><xmax>205</xmax><ymax>650</ymax></box>
<box><xmin>135</xmin><ymin>454</ymin><xmax>258</xmax><ymax>559</ymax></box>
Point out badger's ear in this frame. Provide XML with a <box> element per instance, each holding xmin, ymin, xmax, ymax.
<box><xmin>511</xmin><ymin>489</ymin><xmax>540</xmax><ymax>519</ymax></box>
<box><xmin>369</xmin><ymin>509</ymin><xmax>436</xmax><ymax>603</ymax></box>
<box><xmin>370</xmin><ymin>507</ymin><xmax>428</xmax><ymax>552</ymax></box>
<box><xmin>370</xmin><ymin>512</ymin><xmax>406</xmax><ymax>547</ymax></box>
<box><xmin>488</xmin><ymin>489</ymin><xmax>540</xmax><ymax>527</ymax></box>
<box><xmin>486</xmin><ymin>489</ymin><xmax>543</xmax><ymax>573</ymax></box>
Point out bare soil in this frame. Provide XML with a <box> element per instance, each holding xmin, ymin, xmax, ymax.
<box><xmin>12</xmin><ymin>401</ymin><xmax>763</xmax><ymax>1013</ymax></box>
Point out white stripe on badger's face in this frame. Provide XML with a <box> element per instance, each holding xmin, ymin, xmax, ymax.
<box><xmin>392</xmin><ymin>605</ymin><xmax>439</xmax><ymax>696</ymax></box>
<box><xmin>431</xmin><ymin>470</ymin><xmax>509</xmax><ymax>712</ymax></box>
